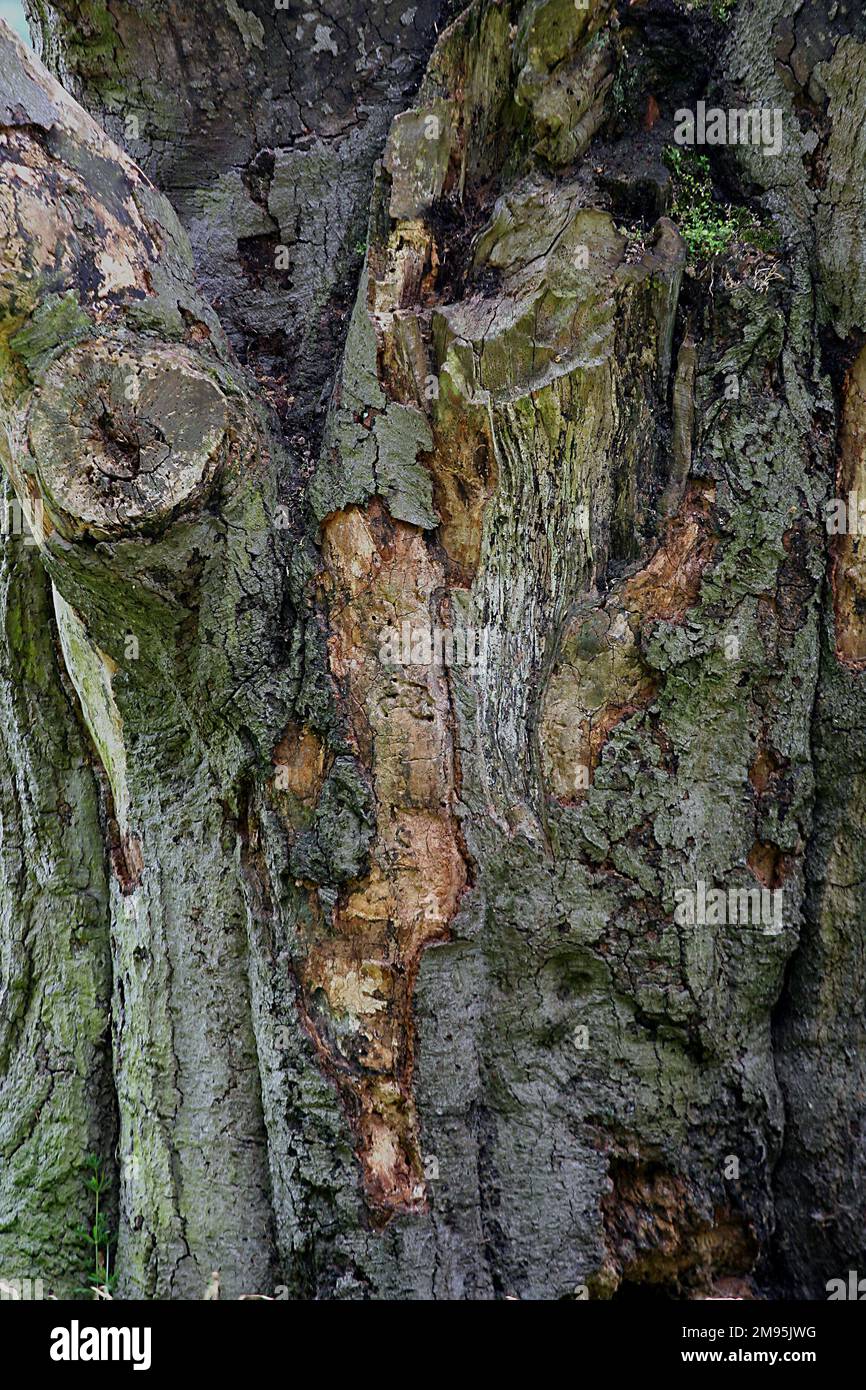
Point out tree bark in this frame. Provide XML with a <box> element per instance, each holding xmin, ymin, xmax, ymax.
<box><xmin>1</xmin><ymin>0</ymin><xmax>865</xmax><ymax>1300</ymax></box>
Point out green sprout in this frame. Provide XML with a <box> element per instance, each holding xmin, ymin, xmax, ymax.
<box><xmin>663</xmin><ymin>146</ymin><xmax>779</xmax><ymax>261</ymax></box>
<box><xmin>76</xmin><ymin>1154</ymin><xmax>116</xmax><ymax>1299</ymax></box>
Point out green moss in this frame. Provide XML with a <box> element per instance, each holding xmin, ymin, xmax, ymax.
<box><xmin>9</xmin><ymin>292</ymin><xmax>92</xmax><ymax>376</ymax></box>
<box><xmin>63</xmin><ymin>0</ymin><xmax>123</xmax><ymax>78</ymax></box>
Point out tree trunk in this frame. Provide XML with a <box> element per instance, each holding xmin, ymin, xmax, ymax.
<box><xmin>1</xmin><ymin>0</ymin><xmax>865</xmax><ymax>1300</ymax></box>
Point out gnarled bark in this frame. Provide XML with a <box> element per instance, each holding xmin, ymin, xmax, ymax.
<box><xmin>1</xmin><ymin>0</ymin><xmax>865</xmax><ymax>1301</ymax></box>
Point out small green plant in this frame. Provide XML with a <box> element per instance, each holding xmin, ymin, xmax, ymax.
<box><xmin>76</xmin><ymin>1155</ymin><xmax>116</xmax><ymax>1299</ymax></box>
<box><xmin>663</xmin><ymin>146</ymin><xmax>778</xmax><ymax>260</ymax></box>
<box><xmin>608</xmin><ymin>49</ymin><xmax>646</xmax><ymax>133</ymax></box>
<box><xmin>680</xmin><ymin>0</ymin><xmax>736</xmax><ymax>20</ymax></box>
